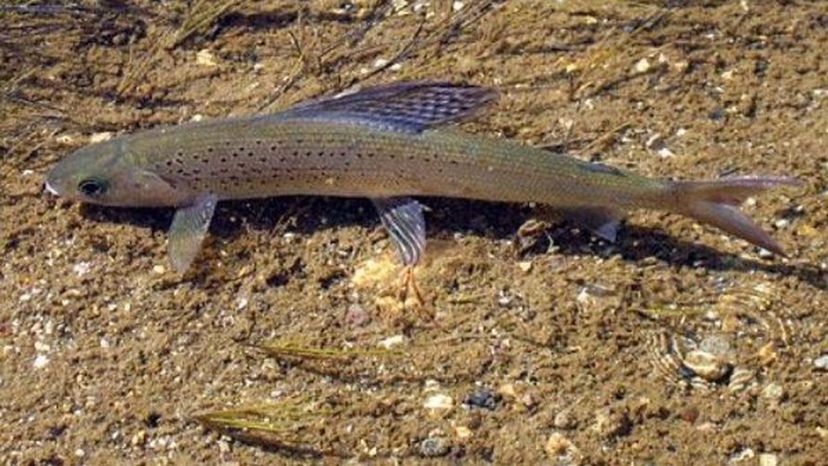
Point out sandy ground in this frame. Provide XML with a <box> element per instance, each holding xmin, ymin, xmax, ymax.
<box><xmin>1</xmin><ymin>1</ymin><xmax>827</xmax><ymax>464</ymax></box>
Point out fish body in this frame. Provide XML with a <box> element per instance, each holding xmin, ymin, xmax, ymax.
<box><xmin>65</xmin><ymin>117</ymin><xmax>663</xmax><ymax>206</ymax></box>
<box><xmin>46</xmin><ymin>82</ymin><xmax>800</xmax><ymax>271</ymax></box>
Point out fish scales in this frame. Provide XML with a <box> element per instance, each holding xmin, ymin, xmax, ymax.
<box><xmin>130</xmin><ymin>118</ymin><xmax>665</xmax><ymax>208</ymax></box>
<box><xmin>46</xmin><ymin>81</ymin><xmax>801</xmax><ymax>271</ymax></box>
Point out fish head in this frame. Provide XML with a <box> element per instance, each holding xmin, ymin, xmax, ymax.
<box><xmin>46</xmin><ymin>137</ymin><xmax>195</xmax><ymax>207</ymax></box>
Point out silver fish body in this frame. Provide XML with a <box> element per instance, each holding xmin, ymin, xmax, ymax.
<box><xmin>46</xmin><ymin>82</ymin><xmax>800</xmax><ymax>271</ymax></box>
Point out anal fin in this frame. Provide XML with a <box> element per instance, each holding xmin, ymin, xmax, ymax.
<box><xmin>168</xmin><ymin>193</ymin><xmax>218</xmax><ymax>273</ymax></box>
<box><xmin>559</xmin><ymin>207</ymin><xmax>623</xmax><ymax>242</ymax></box>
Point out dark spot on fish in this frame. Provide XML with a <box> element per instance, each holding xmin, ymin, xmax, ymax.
<box><xmin>583</xmin><ymin>162</ymin><xmax>625</xmax><ymax>176</ymax></box>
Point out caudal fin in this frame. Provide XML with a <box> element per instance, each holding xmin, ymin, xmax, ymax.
<box><xmin>673</xmin><ymin>176</ymin><xmax>801</xmax><ymax>256</ymax></box>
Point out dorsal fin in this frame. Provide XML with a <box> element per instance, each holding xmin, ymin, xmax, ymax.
<box><xmin>271</xmin><ymin>81</ymin><xmax>498</xmax><ymax>133</ymax></box>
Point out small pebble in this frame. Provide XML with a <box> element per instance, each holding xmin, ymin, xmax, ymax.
<box><xmin>196</xmin><ymin>49</ymin><xmax>217</xmax><ymax>66</ymax></box>
<box><xmin>813</xmin><ymin>355</ymin><xmax>828</xmax><ymax>371</ymax></box>
<box><xmin>680</xmin><ymin>406</ymin><xmax>699</xmax><ymax>423</ymax></box>
<box><xmin>633</xmin><ymin>58</ymin><xmax>651</xmax><ymax>73</ymax></box>
<box><xmin>152</xmin><ymin>265</ymin><xmax>166</xmax><ymax>275</ymax></box>
<box><xmin>33</xmin><ymin>354</ymin><xmax>49</xmax><ymax>369</ymax></box>
<box><xmin>454</xmin><ymin>426</ymin><xmax>472</xmax><ymax>439</ymax></box>
<box><xmin>378</xmin><ymin>334</ymin><xmax>405</xmax><ymax>349</ymax></box>
<box><xmin>423</xmin><ymin>393</ymin><xmax>454</xmax><ymax>410</ymax></box>
<box><xmin>89</xmin><ymin>132</ymin><xmax>113</xmax><ymax>143</ymax></box>
<box><xmin>553</xmin><ymin>410</ymin><xmax>576</xmax><ymax>429</ymax></box>
<box><xmin>419</xmin><ymin>437</ymin><xmax>450</xmax><ymax>457</ymax></box>
<box><xmin>761</xmin><ymin>383</ymin><xmax>785</xmax><ymax>402</ymax></box>
<box><xmin>759</xmin><ymin>453</ymin><xmax>778</xmax><ymax>466</ymax></box>
<box><xmin>463</xmin><ymin>387</ymin><xmax>499</xmax><ymax>410</ymax></box>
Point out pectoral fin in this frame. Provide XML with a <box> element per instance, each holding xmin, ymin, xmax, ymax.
<box><xmin>560</xmin><ymin>207</ymin><xmax>623</xmax><ymax>242</ymax></box>
<box><xmin>372</xmin><ymin>197</ymin><xmax>426</xmax><ymax>266</ymax></box>
<box><xmin>168</xmin><ymin>193</ymin><xmax>218</xmax><ymax>273</ymax></box>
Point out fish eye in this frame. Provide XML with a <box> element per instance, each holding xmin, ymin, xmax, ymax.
<box><xmin>78</xmin><ymin>179</ymin><xmax>107</xmax><ymax>197</ymax></box>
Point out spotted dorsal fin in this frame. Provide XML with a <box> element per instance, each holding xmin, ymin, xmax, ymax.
<box><xmin>272</xmin><ymin>81</ymin><xmax>498</xmax><ymax>133</ymax></box>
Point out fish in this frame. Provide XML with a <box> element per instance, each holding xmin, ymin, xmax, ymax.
<box><xmin>45</xmin><ymin>81</ymin><xmax>801</xmax><ymax>272</ymax></box>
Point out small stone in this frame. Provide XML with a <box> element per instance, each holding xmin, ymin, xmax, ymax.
<box><xmin>454</xmin><ymin>426</ymin><xmax>472</xmax><ymax>439</ymax></box>
<box><xmin>75</xmin><ymin>449</ymin><xmax>85</xmax><ymax>457</ymax></box>
<box><xmin>378</xmin><ymin>334</ymin><xmax>405</xmax><ymax>349</ymax></box>
<box><xmin>554</xmin><ymin>410</ymin><xmax>576</xmax><ymax>429</ymax></box>
<box><xmin>761</xmin><ymin>383</ymin><xmax>785</xmax><ymax>402</ymax></box>
<box><xmin>633</xmin><ymin>58</ymin><xmax>651</xmax><ymax>73</ymax></box>
<box><xmin>73</xmin><ymin>261</ymin><xmax>93</xmax><ymax>277</ymax></box>
<box><xmin>730</xmin><ymin>447</ymin><xmax>755</xmax><ymax>463</ymax></box>
<box><xmin>759</xmin><ymin>453</ymin><xmax>778</xmax><ymax>466</ymax></box>
<box><xmin>419</xmin><ymin>437</ymin><xmax>450</xmax><ymax>457</ymax></box>
<box><xmin>89</xmin><ymin>132</ymin><xmax>113</xmax><ymax>143</ymax></box>
<box><xmin>757</xmin><ymin>248</ymin><xmax>774</xmax><ymax>259</ymax></box>
<box><xmin>131</xmin><ymin>430</ymin><xmax>147</xmax><ymax>446</ymax></box>
<box><xmin>498</xmin><ymin>383</ymin><xmax>517</xmax><ymax>398</ymax></box>
<box><xmin>680</xmin><ymin>406</ymin><xmax>699</xmax><ymax>423</ymax></box>
<box><xmin>813</xmin><ymin>355</ymin><xmax>828</xmax><ymax>371</ymax></box>
<box><xmin>464</xmin><ymin>387</ymin><xmax>499</xmax><ymax>410</ymax></box>
<box><xmin>423</xmin><ymin>393</ymin><xmax>454</xmax><ymax>411</ymax></box>
<box><xmin>196</xmin><ymin>49</ymin><xmax>217</xmax><ymax>66</ymax></box>
<box><xmin>33</xmin><ymin>354</ymin><xmax>49</xmax><ymax>369</ymax></box>
<box><xmin>152</xmin><ymin>265</ymin><xmax>166</xmax><ymax>275</ymax></box>
<box><xmin>517</xmin><ymin>261</ymin><xmax>533</xmax><ymax>273</ymax></box>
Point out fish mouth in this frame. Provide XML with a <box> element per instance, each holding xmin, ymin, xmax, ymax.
<box><xmin>44</xmin><ymin>180</ymin><xmax>59</xmax><ymax>196</ymax></box>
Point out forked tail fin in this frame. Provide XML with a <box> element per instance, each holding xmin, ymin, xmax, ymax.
<box><xmin>672</xmin><ymin>176</ymin><xmax>802</xmax><ymax>256</ymax></box>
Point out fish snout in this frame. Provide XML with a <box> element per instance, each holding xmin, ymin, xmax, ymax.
<box><xmin>44</xmin><ymin>179</ymin><xmax>60</xmax><ymax>196</ymax></box>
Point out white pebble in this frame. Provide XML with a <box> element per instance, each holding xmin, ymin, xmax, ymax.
<box><xmin>814</xmin><ymin>355</ymin><xmax>828</xmax><ymax>371</ymax></box>
<box><xmin>759</xmin><ymin>453</ymin><xmax>778</xmax><ymax>466</ymax></box>
<box><xmin>196</xmin><ymin>49</ymin><xmax>218</xmax><ymax>67</ymax></box>
<box><xmin>423</xmin><ymin>393</ymin><xmax>454</xmax><ymax>410</ymax></box>
<box><xmin>33</xmin><ymin>354</ymin><xmax>50</xmax><ymax>369</ymax></box>
<box><xmin>378</xmin><ymin>334</ymin><xmax>405</xmax><ymax>349</ymax></box>
<box><xmin>89</xmin><ymin>132</ymin><xmax>113</xmax><ymax>143</ymax></box>
<box><xmin>73</xmin><ymin>261</ymin><xmax>93</xmax><ymax>277</ymax></box>
<box><xmin>633</xmin><ymin>58</ymin><xmax>651</xmax><ymax>73</ymax></box>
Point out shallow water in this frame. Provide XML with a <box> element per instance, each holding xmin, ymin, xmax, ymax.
<box><xmin>1</xmin><ymin>1</ymin><xmax>826</xmax><ymax>463</ymax></box>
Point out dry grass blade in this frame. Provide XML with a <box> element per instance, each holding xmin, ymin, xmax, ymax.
<box><xmin>194</xmin><ymin>400</ymin><xmax>348</xmax><ymax>456</ymax></box>
<box><xmin>170</xmin><ymin>0</ymin><xmax>243</xmax><ymax>49</ymax></box>
<box><xmin>117</xmin><ymin>0</ymin><xmax>245</xmax><ymax>96</ymax></box>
